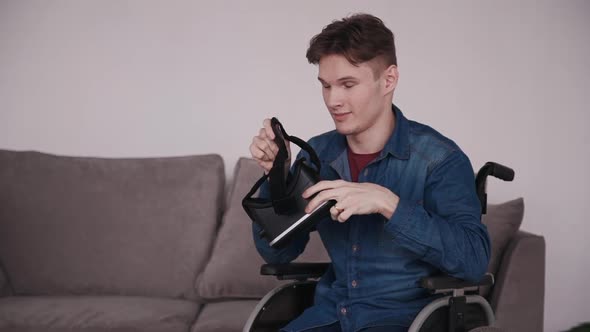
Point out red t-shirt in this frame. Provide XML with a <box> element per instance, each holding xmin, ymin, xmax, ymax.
<box><xmin>347</xmin><ymin>148</ymin><xmax>381</xmax><ymax>182</ymax></box>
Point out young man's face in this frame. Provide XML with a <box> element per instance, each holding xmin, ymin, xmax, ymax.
<box><xmin>317</xmin><ymin>54</ymin><xmax>397</xmax><ymax>137</ymax></box>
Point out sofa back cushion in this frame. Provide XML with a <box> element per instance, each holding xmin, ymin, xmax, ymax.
<box><xmin>481</xmin><ymin>197</ymin><xmax>524</xmax><ymax>296</ymax></box>
<box><xmin>197</xmin><ymin>158</ymin><xmax>329</xmax><ymax>300</ymax></box>
<box><xmin>0</xmin><ymin>150</ymin><xmax>224</xmax><ymax>299</ymax></box>
<box><xmin>0</xmin><ymin>265</ymin><xmax>8</xmax><ymax>296</ymax></box>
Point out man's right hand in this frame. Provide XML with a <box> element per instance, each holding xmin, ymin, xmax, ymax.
<box><xmin>249</xmin><ymin>118</ymin><xmax>291</xmax><ymax>173</ymax></box>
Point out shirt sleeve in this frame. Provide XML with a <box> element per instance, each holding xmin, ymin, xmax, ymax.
<box><xmin>383</xmin><ymin>150</ymin><xmax>491</xmax><ymax>282</ymax></box>
<box><xmin>251</xmin><ymin>149</ymin><xmax>312</xmax><ymax>264</ymax></box>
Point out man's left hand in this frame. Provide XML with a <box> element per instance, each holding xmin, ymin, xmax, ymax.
<box><xmin>302</xmin><ymin>180</ymin><xmax>399</xmax><ymax>222</ymax></box>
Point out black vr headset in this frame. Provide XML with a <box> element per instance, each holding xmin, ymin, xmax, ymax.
<box><xmin>242</xmin><ymin>118</ymin><xmax>335</xmax><ymax>248</ymax></box>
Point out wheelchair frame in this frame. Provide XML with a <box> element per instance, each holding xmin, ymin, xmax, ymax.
<box><xmin>245</xmin><ymin>162</ymin><xmax>514</xmax><ymax>332</ymax></box>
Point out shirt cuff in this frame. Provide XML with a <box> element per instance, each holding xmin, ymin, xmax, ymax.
<box><xmin>384</xmin><ymin>198</ymin><xmax>417</xmax><ymax>238</ymax></box>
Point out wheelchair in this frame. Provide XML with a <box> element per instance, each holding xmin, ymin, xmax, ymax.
<box><xmin>243</xmin><ymin>162</ymin><xmax>514</xmax><ymax>332</ymax></box>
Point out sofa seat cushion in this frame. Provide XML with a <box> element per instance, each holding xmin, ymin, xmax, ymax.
<box><xmin>0</xmin><ymin>295</ymin><xmax>199</xmax><ymax>332</ymax></box>
<box><xmin>0</xmin><ymin>150</ymin><xmax>225</xmax><ymax>299</ymax></box>
<box><xmin>191</xmin><ymin>300</ymin><xmax>258</xmax><ymax>332</ymax></box>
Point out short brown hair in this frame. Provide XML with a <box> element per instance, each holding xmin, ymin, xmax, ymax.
<box><xmin>306</xmin><ymin>13</ymin><xmax>397</xmax><ymax>69</ymax></box>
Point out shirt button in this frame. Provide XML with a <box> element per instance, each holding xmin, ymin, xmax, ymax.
<box><xmin>352</xmin><ymin>244</ymin><xmax>359</xmax><ymax>252</ymax></box>
<box><xmin>340</xmin><ymin>307</ymin><xmax>347</xmax><ymax>315</ymax></box>
<box><xmin>351</xmin><ymin>280</ymin><xmax>358</xmax><ymax>288</ymax></box>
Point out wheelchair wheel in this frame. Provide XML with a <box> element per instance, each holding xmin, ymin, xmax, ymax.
<box><xmin>244</xmin><ymin>281</ymin><xmax>317</xmax><ymax>332</ymax></box>
<box><xmin>409</xmin><ymin>295</ymin><xmax>494</xmax><ymax>332</ymax></box>
<box><xmin>418</xmin><ymin>304</ymin><xmax>487</xmax><ymax>331</ymax></box>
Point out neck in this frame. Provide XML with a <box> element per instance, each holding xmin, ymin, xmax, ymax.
<box><xmin>346</xmin><ymin>105</ymin><xmax>395</xmax><ymax>154</ymax></box>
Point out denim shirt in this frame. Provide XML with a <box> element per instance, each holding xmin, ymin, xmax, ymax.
<box><xmin>252</xmin><ymin>105</ymin><xmax>490</xmax><ymax>332</ymax></box>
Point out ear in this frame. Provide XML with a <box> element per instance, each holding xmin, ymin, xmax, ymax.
<box><xmin>382</xmin><ymin>65</ymin><xmax>398</xmax><ymax>95</ymax></box>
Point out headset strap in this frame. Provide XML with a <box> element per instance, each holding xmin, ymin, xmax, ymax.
<box><xmin>243</xmin><ymin>118</ymin><xmax>321</xmax><ymax>215</ymax></box>
<box><xmin>270</xmin><ymin>117</ymin><xmax>320</xmax><ymax>203</ymax></box>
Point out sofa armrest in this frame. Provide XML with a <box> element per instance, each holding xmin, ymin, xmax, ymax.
<box><xmin>490</xmin><ymin>230</ymin><xmax>545</xmax><ymax>332</ymax></box>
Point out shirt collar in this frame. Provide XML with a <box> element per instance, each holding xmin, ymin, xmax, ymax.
<box><xmin>383</xmin><ymin>104</ymin><xmax>410</xmax><ymax>160</ymax></box>
<box><xmin>325</xmin><ymin>104</ymin><xmax>410</xmax><ymax>165</ymax></box>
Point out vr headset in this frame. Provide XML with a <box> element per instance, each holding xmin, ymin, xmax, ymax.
<box><xmin>242</xmin><ymin>118</ymin><xmax>335</xmax><ymax>248</ymax></box>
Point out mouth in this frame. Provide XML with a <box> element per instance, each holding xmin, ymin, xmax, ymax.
<box><xmin>331</xmin><ymin>112</ymin><xmax>351</xmax><ymax>121</ymax></box>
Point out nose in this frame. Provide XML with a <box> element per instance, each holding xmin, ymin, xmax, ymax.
<box><xmin>324</xmin><ymin>88</ymin><xmax>343</xmax><ymax>111</ymax></box>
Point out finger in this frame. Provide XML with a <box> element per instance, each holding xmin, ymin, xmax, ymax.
<box><xmin>302</xmin><ymin>180</ymin><xmax>345</xmax><ymax>198</ymax></box>
<box><xmin>257</xmin><ymin>160</ymin><xmax>273</xmax><ymax>174</ymax></box>
<box><xmin>305</xmin><ymin>188</ymin><xmax>345</xmax><ymax>213</ymax></box>
<box><xmin>253</xmin><ymin>131</ymin><xmax>269</xmax><ymax>154</ymax></box>
<box><xmin>253</xmin><ymin>136</ymin><xmax>277</xmax><ymax>161</ymax></box>
<box><xmin>305</xmin><ymin>190</ymin><xmax>331</xmax><ymax>213</ymax></box>
<box><xmin>338</xmin><ymin>207</ymin><xmax>354</xmax><ymax>223</ymax></box>
<box><xmin>261</xmin><ymin>123</ymin><xmax>291</xmax><ymax>161</ymax></box>
<box><xmin>252</xmin><ymin>138</ymin><xmax>272</xmax><ymax>161</ymax></box>
<box><xmin>249</xmin><ymin>141</ymin><xmax>268</xmax><ymax>161</ymax></box>
<box><xmin>259</xmin><ymin>128</ymin><xmax>280</xmax><ymax>155</ymax></box>
<box><xmin>264</xmin><ymin>128</ymin><xmax>289</xmax><ymax>160</ymax></box>
<box><xmin>329</xmin><ymin>205</ymin><xmax>342</xmax><ymax>221</ymax></box>
<box><xmin>262</xmin><ymin>119</ymin><xmax>275</xmax><ymax>140</ymax></box>
<box><xmin>258</xmin><ymin>128</ymin><xmax>279</xmax><ymax>155</ymax></box>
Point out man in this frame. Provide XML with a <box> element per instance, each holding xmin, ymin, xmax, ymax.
<box><xmin>249</xmin><ymin>13</ymin><xmax>490</xmax><ymax>332</ymax></box>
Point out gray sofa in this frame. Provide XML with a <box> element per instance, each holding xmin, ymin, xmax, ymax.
<box><xmin>0</xmin><ymin>150</ymin><xmax>545</xmax><ymax>332</ymax></box>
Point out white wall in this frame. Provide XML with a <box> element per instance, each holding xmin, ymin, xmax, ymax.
<box><xmin>1</xmin><ymin>1</ymin><xmax>588</xmax><ymax>330</ymax></box>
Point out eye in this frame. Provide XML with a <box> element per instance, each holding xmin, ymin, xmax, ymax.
<box><xmin>322</xmin><ymin>84</ymin><xmax>331</xmax><ymax>89</ymax></box>
<box><xmin>343</xmin><ymin>82</ymin><xmax>356</xmax><ymax>89</ymax></box>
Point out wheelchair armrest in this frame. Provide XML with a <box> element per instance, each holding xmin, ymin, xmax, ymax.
<box><xmin>420</xmin><ymin>273</ymin><xmax>494</xmax><ymax>294</ymax></box>
<box><xmin>260</xmin><ymin>263</ymin><xmax>330</xmax><ymax>281</ymax></box>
